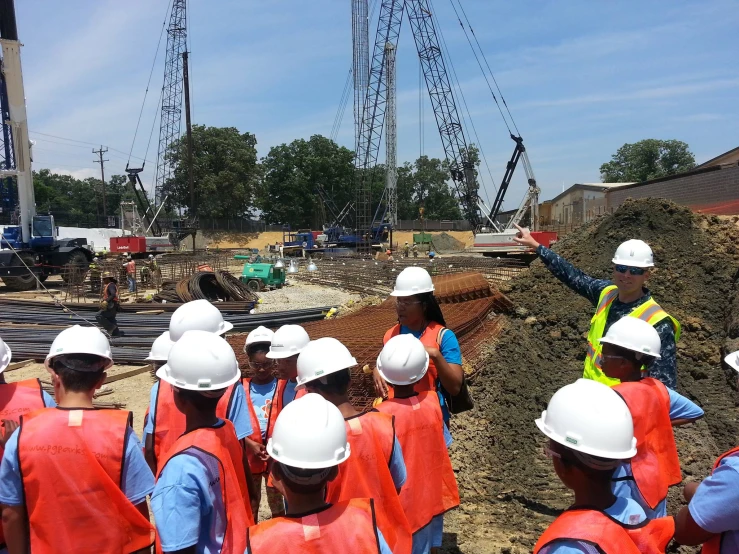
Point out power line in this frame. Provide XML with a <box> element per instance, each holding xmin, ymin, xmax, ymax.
<box><xmin>30</xmin><ymin>131</ymin><xmax>153</xmax><ymax>164</ymax></box>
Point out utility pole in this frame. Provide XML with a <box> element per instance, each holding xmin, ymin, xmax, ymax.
<box><xmin>182</xmin><ymin>51</ymin><xmax>195</xmax><ymax>251</ymax></box>
<box><xmin>92</xmin><ymin>145</ymin><xmax>108</xmax><ymax>222</ymax></box>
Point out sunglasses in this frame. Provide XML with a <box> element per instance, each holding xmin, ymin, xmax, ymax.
<box><xmin>614</xmin><ymin>265</ymin><xmax>646</xmax><ymax>276</ymax></box>
<box><xmin>543</xmin><ymin>445</ymin><xmax>561</xmax><ymax>460</ymax></box>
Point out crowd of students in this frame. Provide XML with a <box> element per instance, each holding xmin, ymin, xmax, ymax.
<box><xmin>0</xmin><ymin>244</ymin><xmax>734</xmax><ymax>553</ymax></box>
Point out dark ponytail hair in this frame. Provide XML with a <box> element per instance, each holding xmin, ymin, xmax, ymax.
<box><xmin>418</xmin><ymin>292</ymin><xmax>446</xmax><ymax>327</ymax></box>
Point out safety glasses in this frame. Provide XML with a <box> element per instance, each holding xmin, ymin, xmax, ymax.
<box><xmin>543</xmin><ymin>445</ymin><xmax>561</xmax><ymax>459</ymax></box>
<box><xmin>614</xmin><ymin>265</ymin><xmax>646</xmax><ymax>276</ymax></box>
<box><xmin>249</xmin><ymin>361</ymin><xmax>274</xmax><ymax>370</ymax></box>
<box><xmin>395</xmin><ymin>298</ymin><xmax>421</xmax><ymax>307</ymax></box>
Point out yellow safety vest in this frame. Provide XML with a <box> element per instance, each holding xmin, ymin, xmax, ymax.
<box><xmin>584</xmin><ymin>285</ymin><xmax>681</xmax><ymax>386</ymax></box>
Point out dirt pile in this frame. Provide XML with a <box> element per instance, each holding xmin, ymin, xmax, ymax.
<box><xmin>432</xmin><ymin>232</ymin><xmax>466</xmax><ymax>252</ymax></box>
<box><xmin>447</xmin><ymin>199</ymin><xmax>739</xmax><ymax>552</ymax></box>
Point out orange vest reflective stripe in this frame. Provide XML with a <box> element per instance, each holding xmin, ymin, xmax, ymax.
<box><xmin>325</xmin><ymin>411</ymin><xmax>413</xmax><ymax>554</ymax></box>
<box><xmin>18</xmin><ymin>408</ymin><xmax>155</xmax><ymax>553</ymax></box>
<box><xmin>383</xmin><ymin>322</ymin><xmax>445</xmax><ymax>397</ymax></box>
<box><xmin>246</xmin><ymin>498</ymin><xmax>383</xmax><ymax>553</ymax></box>
<box><xmin>534</xmin><ymin>509</ymin><xmax>675</xmax><ymax>554</ymax></box>
<box><xmin>700</xmin><ymin>447</ymin><xmax>739</xmax><ymax>554</ymax></box>
<box><xmin>242</xmin><ymin>377</ymin><xmax>280</xmax><ymax>475</ymax></box>
<box><xmin>101</xmin><ymin>281</ymin><xmax>120</xmax><ymax>303</ymax></box>
<box><xmin>0</xmin><ymin>379</ymin><xmax>46</xmax><ymax>548</ymax></box>
<box><xmin>614</xmin><ymin>378</ymin><xmax>682</xmax><ymax>509</ymax></box>
<box><xmin>376</xmin><ymin>392</ymin><xmax>459</xmax><ymax>532</ymax></box>
<box><xmin>152</xmin><ymin>381</ymin><xmax>237</xmax><ymax>473</ymax></box>
<box><xmin>157</xmin><ymin>420</ymin><xmax>254</xmax><ymax>554</ymax></box>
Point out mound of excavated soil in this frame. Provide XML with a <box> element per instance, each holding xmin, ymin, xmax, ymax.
<box><xmin>447</xmin><ymin>199</ymin><xmax>739</xmax><ymax>552</ymax></box>
<box><xmin>432</xmin><ymin>232</ymin><xmax>466</xmax><ymax>252</ymax></box>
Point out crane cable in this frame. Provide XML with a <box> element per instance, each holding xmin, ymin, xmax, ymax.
<box><xmin>426</xmin><ymin>0</ymin><xmax>496</xmax><ymax>206</ymax></box>
<box><xmin>449</xmin><ymin>0</ymin><xmax>521</xmax><ymax>136</ymax></box>
<box><xmin>126</xmin><ymin>0</ymin><xmax>174</xmax><ymax>168</ymax></box>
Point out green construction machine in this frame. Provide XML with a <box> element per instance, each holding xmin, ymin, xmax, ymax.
<box><xmin>235</xmin><ymin>257</ymin><xmax>286</xmax><ymax>292</ymax></box>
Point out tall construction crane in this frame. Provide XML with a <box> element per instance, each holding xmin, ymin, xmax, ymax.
<box><xmin>354</xmin><ymin>0</ymin><xmax>481</xmax><ymax>252</ymax></box>
<box><xmin>384</xmin><ymin>41</ymin><xmax>397</xmax><ymax>227</ymax></box>
<box><xmin>352</xmin><ymin>0</ymin><xmax>370</xmax><ymax>154</ymax></box>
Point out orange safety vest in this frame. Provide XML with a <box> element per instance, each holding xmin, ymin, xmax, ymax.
<box><xmin>614</xmin><ymin>378</ymin><xmax>682</xmax><ymax>509</ymax></box>
<box><xmin>18</xmin><ymin>408</ymin><xmax>155</xmax><ymax>554</ymax></box>
<box><xmin>325</xmin><ymin>410</ymin><xmax>413</xmax><ymax>554</ymax></box>
<box><xmin>0</xmin><ymin>379</ymin><xmax>47</xmax><ymax>548</ymax></box>
<box><xmin>534</xmin><ymin>509</ymin><xmax>675</xmax><ymax>554</ymax></box>
<box><xmin>246</xmin><ymin>498</ymin><xmax>383</xmax><ymax>553</ymax></box>
<box><xmin>242</xmin><ymin>377</ymin><xmax>280</xmax><ymax>475</ymax></box>
<box><xmin>271</xmin><ymin>379</ymin><xmax>307</xmax><ymax>415</ymax></box>
<box><xmin>383</xmin><ymin>321</ymin><xmax>446</xmax><ymax>396</ymax></box>
<box><xmin>376</xmin><ymin>391</ymin><xmax>460</xmax><ymax>532</ymax></box>
<box><xmin>157</xmin><ymin>420</ymin><xmax>254</xmax><ymax>554</ymax></box>
<box><xmin>151</xmin><ymin>380</ymin><xmax>238</xmax><ymax>473</ymax></box>
<box><xmin>701</xmin><ymin>447</ymin><xmax>739</xmax><ymax>554</ymax></box>
<box><xmin>101</xmin><ymin>281</ymin><xmax>120</xmax><ymax>303</ymax></box>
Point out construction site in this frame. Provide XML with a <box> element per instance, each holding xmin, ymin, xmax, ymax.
<box><xmin>0</xmin><ymin>0</ymin><xmax>736</xmax><ymax>551</ymax></box>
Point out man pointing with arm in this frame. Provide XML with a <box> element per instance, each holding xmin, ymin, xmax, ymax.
<box><xmin>513</xmin><ymin>224</ymin><xmax>680</xmax><ymax>389</ymax></box>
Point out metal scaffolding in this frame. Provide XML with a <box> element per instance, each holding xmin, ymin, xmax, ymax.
<box><xmin>154</xmin><ymin>0</ymin><xmax>188</xmax><ymax>208</ymax></box>
<box><xmin>352</xmin><ymin>0</ymin><xmax>369</xmax><ymax>153</ymax></box>
<box><xmin>384</xmin><ymin>41</ymin><xmax>397</xmax><ymax>226</ymax></box>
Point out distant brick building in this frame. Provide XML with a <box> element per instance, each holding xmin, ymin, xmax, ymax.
<box><xmin>606</xmin><ymin>147</ymin><xmax>739</xmax><ymax>215</ymax></box>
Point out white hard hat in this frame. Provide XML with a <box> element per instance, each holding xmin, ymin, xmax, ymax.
<box><xmin>612</xmin><ymin>239</ymin><xmax>654</xmax><ymax>268</ymax></box>
<box><xmin>376</xmin><ymin>334</ymin><xmax>429</xmax><ymax>386</ymax></box>
<box><xmin>157</xmin><ymin>330</ymin><xmax>240</xmax><ymax>392</ymax></box>
<box><xmin>267</xmin><ymin>393</ymin><xmax>350</xmax><ymax>469</ymax></box>
<box><xmin>0</xmin><ymin>337</ymin><xmax>12</xmax><ymax>373</ymax></box>
<box><xmin>390</xmin><ymin>266</ymin><xmax>434</xmax><ymax>297</ymax></box>
<box><xmin>146</xmin><ymin>331</ymin><xmax>175</xmax><ymax>362</ymax></box>
<box><xmin>536</xmin><ymin>379</ymin><xmax>637</xmax><ymax>460</ymax></box>
<box><xmin>45</xmin><ymin>325</ymin><xmax>114</xmax><ymax>370</ymax></box>
<box><xmin>267</xmin><ymin>325</ymin><xmax>310</xmax><ymax>359</ymax></box>
<box><xmin>149</xmin><ymin>254</ymin><xmax>154</xmax><ymax>258</ymax></box>
<box><xmin>724</xmin><ymin>351</ymin><xmax>739</xmax><ymax>373</ymax></box>
<box><xmin>169</xmin><ymin>299</ymin><xmax>234</xmax><ymax>342</ymax></box>
<box><xmin>296</xmin><ymin>338</ymin><xmax>357</xmax><ymax>388</ymax></box>
<box><xmin>244</xmin><ymin>326</ymin><xmax>274</xmax><ymax>352</ymax></box>
<box><xmin>599</xmin><ymin>317</ymin><xmax>662</xmax><ymax>359</ymax></box>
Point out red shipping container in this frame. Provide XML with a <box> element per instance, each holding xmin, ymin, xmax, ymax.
<box><xmin>110</xmin><ymin>236</ymin><xmax>147</xmax><ymax>253</ymax></box>
<box><xmin>531</xmin><ymin>231</ymin><xmax>558</xmax><ymax>248</ymax></box>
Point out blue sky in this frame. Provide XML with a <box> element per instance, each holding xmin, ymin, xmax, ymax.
<box><xmin>16</xmin><ymin>0</ymin><xmax>738</xmax><ymax>212</ymax></box>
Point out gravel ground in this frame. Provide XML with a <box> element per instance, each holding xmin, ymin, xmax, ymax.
<box><xmin>254</xmin><ymin>281</ymin><xmax>361</xmax><ymax>313</ymax></box>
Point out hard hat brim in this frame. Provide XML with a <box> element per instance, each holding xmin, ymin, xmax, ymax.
<box><xmin>145</xmin><ymin>354</ymin><xmax>168</xmax><ymax>362</ymax></box>
<box><xmin>266</xmin><ymin>349</ymin><xmax>301</xmax><ymax>360</ymax></box>
<box><xmin>598</xmin><ymin>336</ymin><xmax>662</xmax><ymax>359</ymax></box>
<box><xmin>535</xmin><ymin>416</ymin><xmax>637</xmax><ymax>460</ymax></box>
<box><xmin>156</xmin><ymin>363</ymin><xmax>241</xmax><ymax>391</ymax></box>
<box><xmin>375</xmin><ymin>363</ymin><xmax>428</xmax><ymax>386</ymax></box>
<box><xmin>218</xmin><ymin>322</ymin><xmax>235</xmax><ymax>335</ymax></box>
<box><xmin>0</xmin><ymin>344</ymin><xmax>12</xmax><ymax>374</ymax></box>
<box><xmin>389</xmin><ymin>286</ymin><xmax>434</xmax><ymax>297</ymax></box>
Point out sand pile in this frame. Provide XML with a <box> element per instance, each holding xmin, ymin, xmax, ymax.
<box><xmin>448</xmin><ymin>199</ymin><xmax>739</xmax><ymax>552</ymax></box>
<box><xmin>432</xmin><ymin>232</ymin><xmax>466</xmax><ymax>252</ymax></box>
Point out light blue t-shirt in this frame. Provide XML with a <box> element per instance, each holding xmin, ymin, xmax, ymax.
<box><xmin>537</xmin><ymin>497</ymin><xmax>647</xmax><ymax>553</ymax></box>
<box><xmin>688</xmin><ymin>452</ymin><xmax>739</xmax><ymax>554</ymax></box>
<box><xmin>612</xmin><ymin>387</ymin><xmax>704</xmax><ymax>518</ymax></box>
<box><xmin>143</xmin><ymin>381</ymin><xmax>252</xmax><ymax>440</ymax></box>
<box><xmin>41</xmin><ymin>391</ymin><xmax>56</xmax><ymax>407</ymax></box>
<box><xmin>282</xmin><ymin>379</ymin><xmax>299</xmax><ymax>409</ymax></box>
<box><xmin>389</xmin><ymin>437</ymin><xmax>407</xmax><ymax>489</ymax></box>
<box><xmin>245</xmin><ymin>515</ymin><xmax>393</xmax><ymax>554</ymax></box>
<box><xmin>0</xmin><ymin>423</ymin><xmax>154</xmax><ymax>506</ymax></box>
<box><xmin>249</xmin><ymin>379</ymin><xmax>278</xmax><ymax>439</ymax></box>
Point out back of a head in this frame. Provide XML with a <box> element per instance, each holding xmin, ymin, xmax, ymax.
<box><xmin>296</xmin><ymin>337</ymin><xmax>357</xmax><ymax>389</ymax></box>
<box><xmin>536</xmin><ymin>379</ymin><xmax>637</xmax><ymax>464</ymax></box>
<box><xmin>376</xmin><ymin>334</ymin><xmax>429</xmax><ymax>386</ymax></box>
<box><xmin>45</xmin><ymin>326</ymin><xmax>114</xmax><ymax>392</ymax></box>
<box><xmin>268</xmin><ymin>393</ymin><xmax>350</xmax><ymax>469</ymax></box>
<box><xmin>157</xmin><ymin>330</ymin><xmax>240</xmax><ymax>393</ymax></box>
<box><xmin>600</xmin><ymin>317</ymin><xmax>662</xmax><ymax>362</ymax></box>
<box><xmin>266</xmin><ymin>324</ymin><xmax>310</xmax><ymax>359</ymax></box>
<box><xmin>169</xmin><ymin>299</ymin><xmax>233</xmax><ymax>342</ymax></box>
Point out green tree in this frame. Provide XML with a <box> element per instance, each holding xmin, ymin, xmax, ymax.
<box><xmin>162</xmin><ymin>125</ymin><xmax>260</xmax><ymax>219</ymax></box>
<box><xmin>259</xmin><ymin>135</ymin><xmax>355</xmax><ymax>228</ymax></box>
<box><xmin>600</xmin><ymin>139</ymin><xmax>696</xmax><ymax>182</ymax></box>
<box><xmin>395</xmin><ymin>156</ymin><xmax>462</xmax><ymax>220</ymax></box>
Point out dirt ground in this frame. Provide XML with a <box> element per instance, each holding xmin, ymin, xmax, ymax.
<box><xmin>440</xmin><ymin>199</ymin><xmax>739</xmax><ymax>553</ymax></box>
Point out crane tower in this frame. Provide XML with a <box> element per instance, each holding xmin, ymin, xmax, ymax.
<box><xmin>154</xmin><ymin>0</ymin><xmax>188</xmax><ymax>208</ymax></box>
<box><xmin>384</xmin><ymin>41</ymin><xmax>397</xmax><ymax>227</ymax></box>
